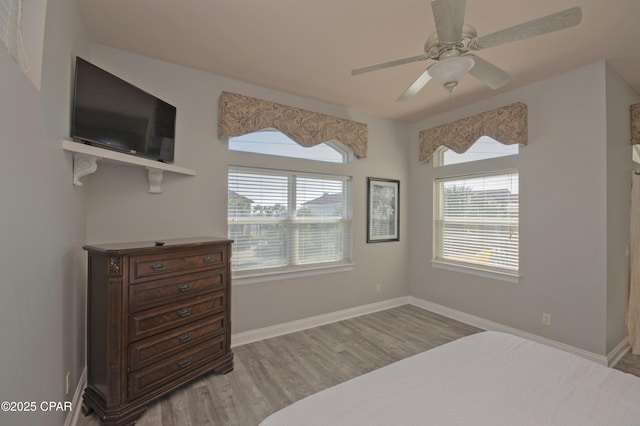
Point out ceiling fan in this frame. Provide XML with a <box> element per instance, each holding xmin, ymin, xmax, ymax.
<box><xmin>352</xmin><ymin>0</ymin><xmax>582</xmax><ymax>101</ymax></box>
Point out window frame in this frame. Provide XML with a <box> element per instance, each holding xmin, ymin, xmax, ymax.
<box><xmin>0</xmin><ymin>0</ymin><xmax>26</xmax><ymax>69</ymax></box>
<box><xmin>433</xmin><ymin>137</ymin><xmax>519</xmax><ymax>167</ymax></box>
<box><xmin>228</xmin><ymin>129</ymin><xmax>353</xmax><ymax>164</ymax></box>
<box><xmin>432</xmin><ymin>143</ymin><xmax>520</xmax><ymax>283</ymax></box>
<box><xmin>0</xmin><ymin>0</ymin><xmax>46</xmax><ymax>88</ymax></box>
<box><xmin>228</xmin><ymin>166</ymin><xmax>353</xmax><ymax>284</ymax></box>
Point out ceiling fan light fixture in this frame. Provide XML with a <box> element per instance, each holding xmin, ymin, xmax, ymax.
<box><xmin>427</xmin><ymin>56</ymin><xmax>475</xmax><ymax>89</ymax></box>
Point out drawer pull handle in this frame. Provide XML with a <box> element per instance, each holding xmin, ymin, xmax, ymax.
<box><xmin>177</xmin><ymin>358</ymin><xmax>191</xmax><ymax>368</ymax></box>
<box><xmin>203</xmin><ymin>255</ymin><xmax>214</xmax><ymax>263</ymax></box>
<box><xmin>178</xmin><ymin>308</ymin><xmax>192</xmax><ymax>317</ymax></box>
<box><xmin>178</xmin><ymin>333</ymin><xmax>192</xmax><ymax>343</ymax></box>
<box><xmin>178</xmin><ymin>283</ymin><xmax>192</xmax><ymax>292</ymax></box>
<box><xmin>151</xmin><ymin>262</ymin><xmax>165</xmax><ymax>271</ymax></box>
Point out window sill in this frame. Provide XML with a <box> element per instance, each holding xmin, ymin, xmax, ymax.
<box><xmin>232</xmin><ymin>262</ymin><xmax>355</xmax><ymax>285</ymax></box>
<box><xmin>431</xmin><ymin>260</ymin><xmax>520</xmax><ymax>284</ymax></box>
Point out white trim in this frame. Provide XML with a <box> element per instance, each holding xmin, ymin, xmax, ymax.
<box><xmin>66</xmin><ymin>367</ymin><xmax>87</xmax><ymax>426</ymax></box>
<box><xmin>231</xmin><ymin>294</ymin><xmax>630</xmax><ymax>368</ymax></box>
<box><xmin>407</xmin><ymin>296</ymin><xmax>609</xmax><ymax>365</ymax></box>
<box><xmin>233</xmin><ymin>263</ymin><xmax>355</xmax><ymax>285</ymax></box>
<box><xmin>431</xmin><ymin>260</ymin><xmax>520</xmax><ymax>283</ymax></box>
<box><xmin>231</xmin><ymin>297</ymin><xmax>408</xmax><ymax>347</ymax></box>
<box><xmin>607</xmin><ymin>336</ymin><xmax>630</xmax><ymax>368</ymax></box>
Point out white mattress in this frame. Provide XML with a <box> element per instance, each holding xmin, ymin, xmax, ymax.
<box><xmin>260</xmin><ymin>331</ymin><xmax>640</xmax><ymax>426</ymax></box>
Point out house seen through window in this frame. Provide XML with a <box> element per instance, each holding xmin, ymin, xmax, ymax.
<box><xmin>228</xmin><ymin>167</ymin><xmax>352</xmax><ymax>275</ymax></box>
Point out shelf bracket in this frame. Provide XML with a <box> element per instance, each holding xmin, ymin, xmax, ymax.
<box><xmin>72</xmin><ymin>155</ymin><xmax>166</xmax><ymax>193</ymax></box>
<box><xmin>72</xmin><ymin>154</ymin><xmax>167</xmax><ymax>193</ymax></box>
<box><xmin>146</xmin><ymin>168</ymin><xmax>164</xmax><ymax>194</ymax></box>
<box><xmin>72</xmin><ymin>153</ymin><xmax>99</xmax><ymax>187</ymax></box>
<box><xmin>63</xmin><ymin>140</ymin><xmax>195</xmax><ymax>193</ymax></box>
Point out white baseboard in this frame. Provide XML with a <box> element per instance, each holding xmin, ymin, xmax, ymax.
<box><xmin>231</xmin><ymin>295</ymin><xmax>630</xmax><ymax>367</ymax></box>
<box><xmin>407</xmin><ymin>296</ymin><xmax>615</xmax><ymax>365</ymax></box>
<box><xmin>66</xmin><ymin>367</ymin><xmax>87</xmax><ymax>426</ymax></box>
<box><xmin>212</xmin><ymin>295</ymin><xmax>630</xmax><ymax>367</ymax></box>
<box><xmin>607</xmin><ymin>336</ymin><xmax>630</xmax><ymax>368</ymax></box>
<box><xmin>231</xmin><ymin>297</ymin><xmax>409</xmax><ymax>347</ymax></box>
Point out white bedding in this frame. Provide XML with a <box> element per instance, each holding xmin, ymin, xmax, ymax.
<box><xmin>260</xmin><ymin>331</ymin><xmax>640</xmax><ymax>425</ymax></box>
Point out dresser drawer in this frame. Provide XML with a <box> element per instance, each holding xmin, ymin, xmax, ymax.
<box><xmin>129</xmin><ymin>292</ymin><xmax>225</xmax><ymax>341</ymax></box>
<box><xmin>129</xmin><ymin>268</ymin><xmax>226</xmax><ymax>312</ymax></box>
<box><xmin>129</xmin><ymin>245</ymin><xmax>227</xmax><ymax>283</ymax></box>
<box><xmin>128</xmin><ymin>337</ymin><xmax>226</xmax><ymax>400</ymax></box>
<box><xmin>129</xmin><ymin>314</ymin><xmax>225</xmax><ymax>371</ymax></box>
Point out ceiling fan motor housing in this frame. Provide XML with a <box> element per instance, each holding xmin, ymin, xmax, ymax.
<box><xmin>424</xmin><ymin>24</ymin><xmax>478</xmax><ymax>60</ymax></box>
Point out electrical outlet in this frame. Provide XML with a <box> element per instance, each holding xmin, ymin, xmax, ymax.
<box><xmin>375</xmin><ymin>284</ymin><xmax>381</xmax><ymax>293</ymax></box>
<box><xmin>542</xmin><ymin>313</ymin><xmax>551</xmax><ymax>326</ymax></box>
<box><xmin>65</xmin><ymin>371</ymin><xmax>70</xmax><ymax>395</ymax></box>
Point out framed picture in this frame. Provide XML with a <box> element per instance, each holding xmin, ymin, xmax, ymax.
<box><xmin>367</xmin><ymin>177</ymin><xmax>400</xmax><ymax>243</ymax></box>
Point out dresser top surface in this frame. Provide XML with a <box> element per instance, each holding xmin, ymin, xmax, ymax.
<box><xmin>84</xmin><ymin>236</ymin><xmax>232</xmax><ymax>254</ymax></box>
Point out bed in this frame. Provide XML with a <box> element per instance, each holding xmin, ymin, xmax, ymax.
<box><xmin>260</xmin><ymin>331</ymin><xmax>640</xmax><ymax>425</ymax></box>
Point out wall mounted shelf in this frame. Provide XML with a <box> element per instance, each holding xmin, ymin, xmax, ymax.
<box><xmin>62</xmin><ymin>140</ymin><xmax>196</xmax><ymax>193</ymax></box>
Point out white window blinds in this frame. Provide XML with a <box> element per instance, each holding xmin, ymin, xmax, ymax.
<box><xmin>434</xmin><ymin>171</ymin><xmax>519</xmax><ymax>275</ymax></box>
<box><xmin>228</xmin><ymin>167</ymin><xmax>352</xmax><ymax>274</ymax></box>
<box><xmin>0</xmin><ymin>0</ymin><xmax>27</xmax><ymax>71</ymax></box>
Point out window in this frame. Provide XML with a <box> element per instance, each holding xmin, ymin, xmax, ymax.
<box><xmin>229</xmin><ymin>130</ymin><xmax>350</xmax><ymax>163</ymax></box>
<box><xmin>0</xmin><ymin>0</ymin><xmax>27</xmax><ymax>70</ymax></box>
<box><xmin>434</xmin><ymin>171</ymin><xmax>519</xmax><ymax>277</ymax></box>
<box><xmin>228</xmin><ymin>166</ymin><xmax>352</xmax><ymax>276</ymax></box>
<box><xmin>435</xmin><ymin>136</ymin><xmax>519</xmax><ymax>166</ymax></box>
<box><xmin>0</xmin><ymin>0</ymin><xmax>46</xmax><ymax>87</ymax></box>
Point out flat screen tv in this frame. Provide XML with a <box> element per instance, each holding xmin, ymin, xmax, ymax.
<box><xmin>71</xmin><ymin>57</ymin><xmax>176</xmax><ymax>163</ymax></box>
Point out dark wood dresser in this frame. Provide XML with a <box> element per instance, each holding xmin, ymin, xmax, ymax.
<box><xmin>82</xmin><ymin>237</ymin><xmax>233</xmax><ymax>425</ymax></box>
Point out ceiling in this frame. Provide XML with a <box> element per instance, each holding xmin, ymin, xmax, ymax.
<box><xmin>77</xmin><ymin>0</ymin><xmax>640</xmax><ymax>122</ymax></box>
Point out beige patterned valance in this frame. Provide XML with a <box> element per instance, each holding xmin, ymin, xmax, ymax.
<box><xmin>419</xmin><ymin>102</ymin><xmax>528</xmax><ymax>164</ymax></box>
<box><xmin>218</xmin><ymin>91</ymin><xmax>367</xmax><ymax>158</ymax></box>
<box><xmin>631</xmin><ymin>104</ymin><xmax>640</xmax><ymax>145</ymax></box>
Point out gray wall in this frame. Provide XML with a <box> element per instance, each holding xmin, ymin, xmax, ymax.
<box><xmin>0</xmin><ymin>1</ymin><xmax>89</xmax><ymax>425</ymax></box>
<box><xmin>408</xmin><ymin>62</ymin><xmax>636</xmax><ymax>356</ymax></box>
<box><xmin>83</xmin><ymin>45</ymin><xmax>411</xmax><ymax>334</ymax></box>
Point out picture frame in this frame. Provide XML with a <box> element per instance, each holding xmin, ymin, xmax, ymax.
<box><xmin>367</xmin><ymin>177</ymin><xmax>400</xmax><ymax>243</ymax></box>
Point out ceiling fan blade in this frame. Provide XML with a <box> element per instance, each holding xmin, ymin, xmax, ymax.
<box><xmin>431</xmin><ymin>0</ymin><xmax>467</xmax><ymax>44</ymax></box>
<box><xmin>476</xmin><ymin>7</ymin><xmax>582</xmax><ymax>50</ymax></box>
<box><xmin>352</xmin><ymin>54</ymin><xmax>428</xmax><ymax>76</ymax></box>
<box><xmin>397</xmin><ymin>69</ymin><xmax>432</xmax><ymax>101</ymax></box>
<box><xmin>467</xmin><ymin>55</ymin><xmax>511</xmax><ymax>89</ymax></box>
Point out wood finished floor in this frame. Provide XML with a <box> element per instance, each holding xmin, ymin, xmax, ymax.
<box><xmin>77</xmin><ymin>305</ymin><xmax>640</xmax><ymax>426</ymax></box>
